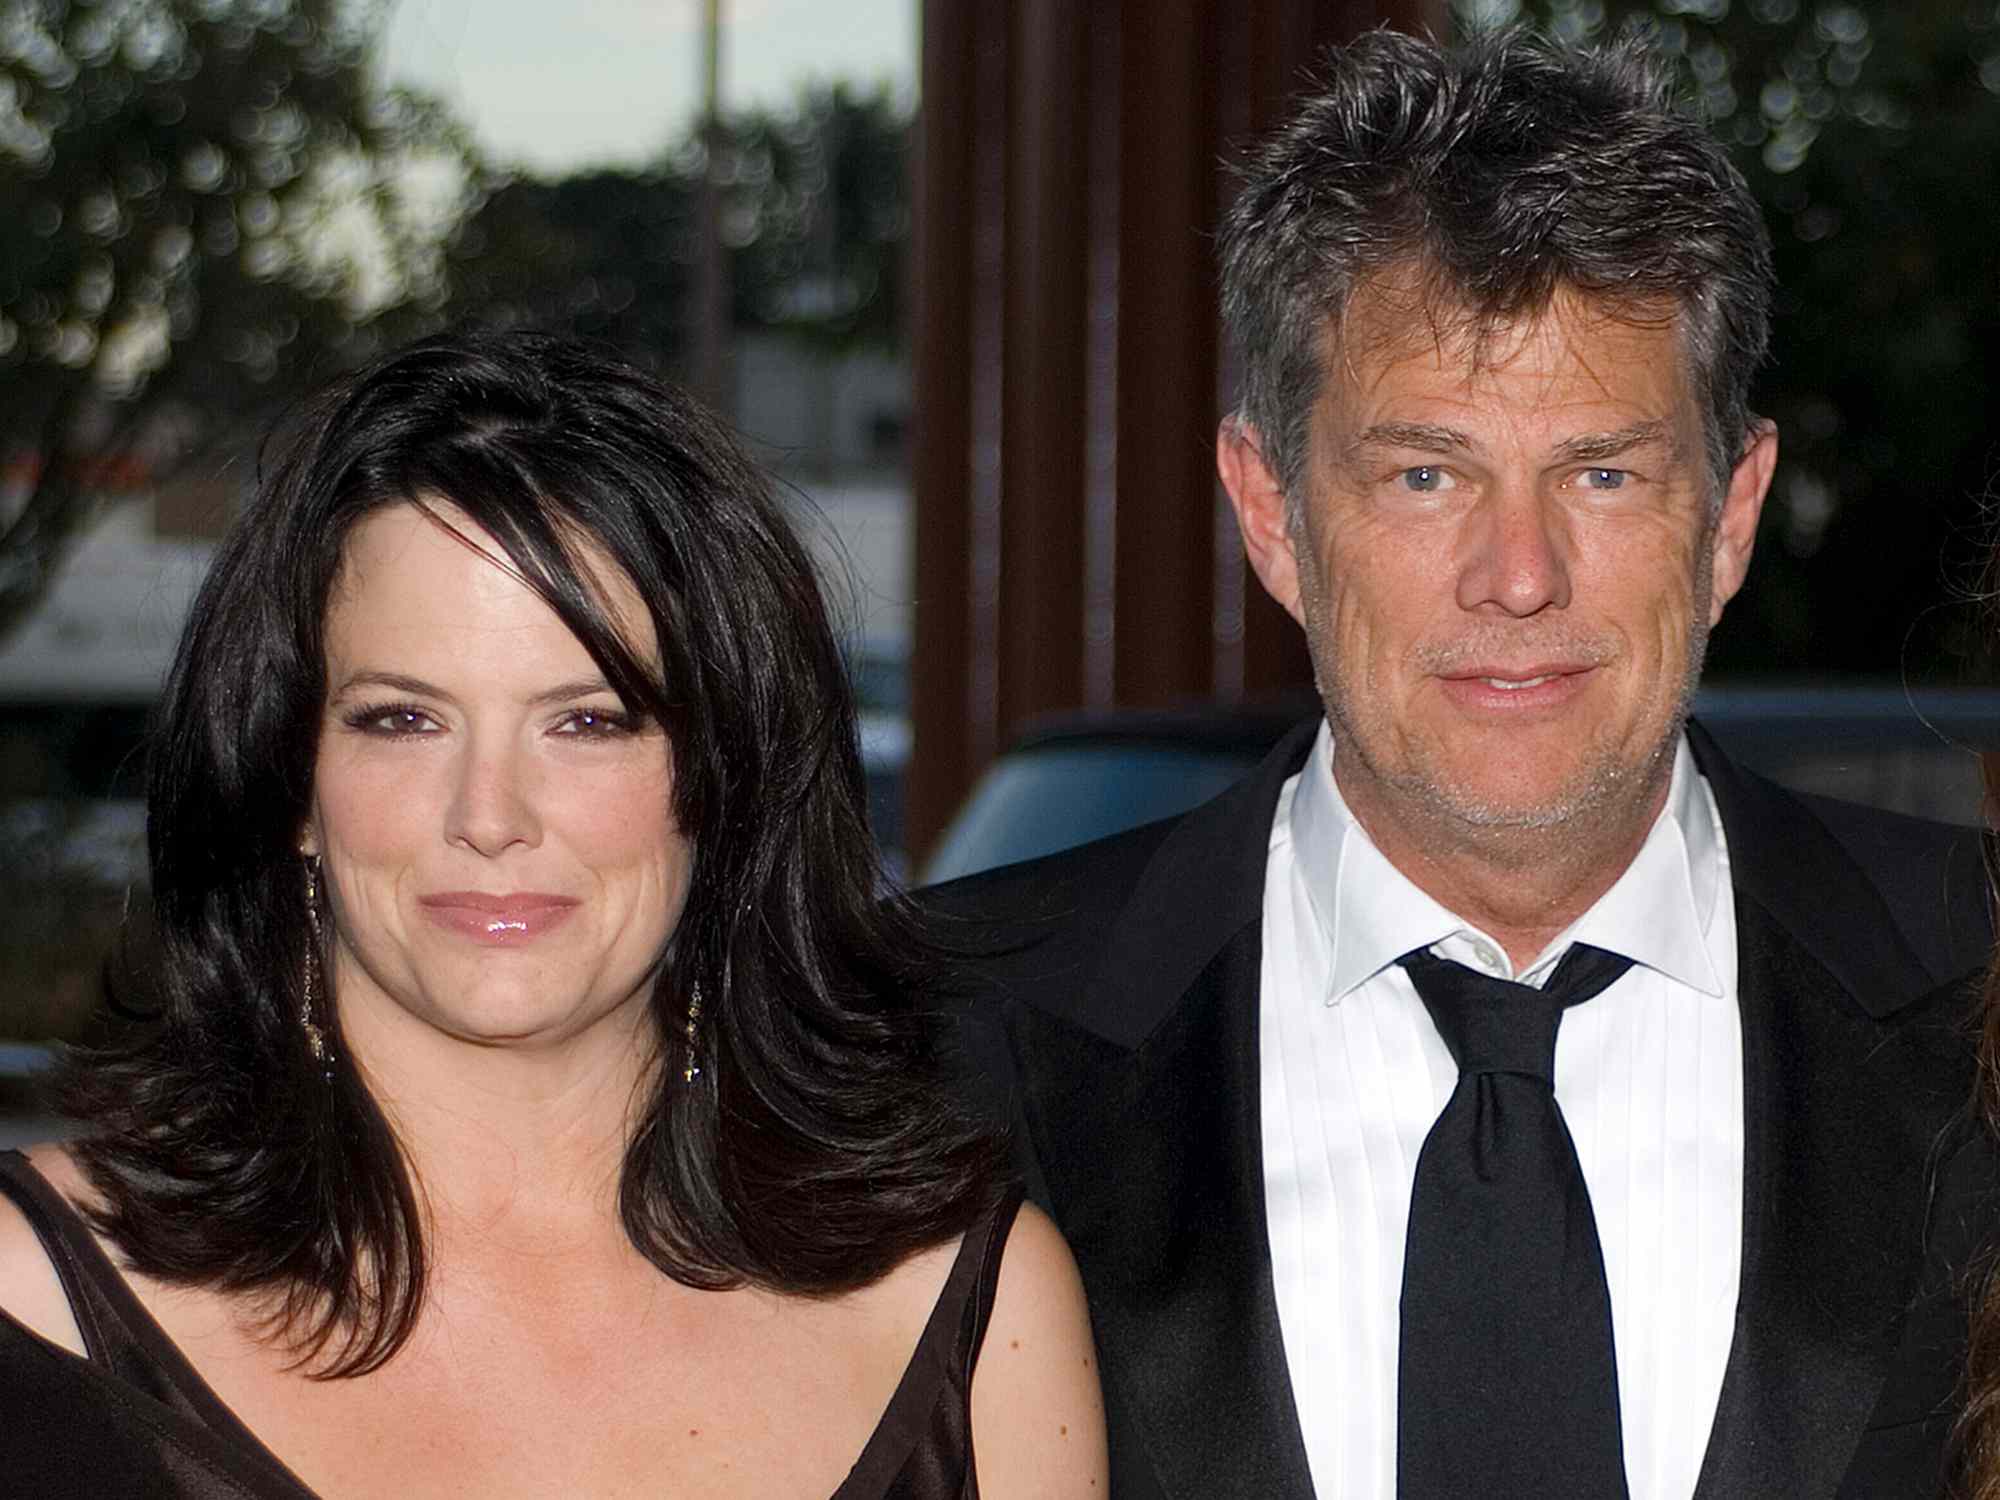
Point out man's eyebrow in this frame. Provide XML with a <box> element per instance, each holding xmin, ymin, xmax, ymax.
<box><xmin>1550</xmin><ymin>421</ymin><xmax>1673</xmax><ymax>465</ymax></box>
<box><xmin>1344</xmin><ymin>421</ymin><xmax>1478</xmax><ymax>459</ymax></box>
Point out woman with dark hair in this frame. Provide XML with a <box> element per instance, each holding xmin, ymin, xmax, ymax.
<box><xmin>0</xmin><ymin>331</ymin><xmax>1106</xmax><ymax>1498</ymax></box>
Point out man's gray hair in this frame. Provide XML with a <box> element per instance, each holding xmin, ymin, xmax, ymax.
<box><xmin>1217</xmin><ymin>27</ymin><xmax>1773</xmax><ymax>510</ymax></box>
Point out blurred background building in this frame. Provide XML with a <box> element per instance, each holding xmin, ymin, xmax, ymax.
<box><xmin>3</xmin><ymin>0</ymin><xmax>2000</xmax><ymax>1054</ymax></box>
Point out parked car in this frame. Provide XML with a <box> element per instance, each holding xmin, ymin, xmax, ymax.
<box><xmin>918</xmin><ymin>685</ymin><xmax>2000</xmax><ymax>885</ymax></box>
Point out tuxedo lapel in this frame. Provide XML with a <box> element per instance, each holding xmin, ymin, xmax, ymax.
<box><xmin>1689</xmin><ymin>726</ymin><xmax>1985</xmax><ymax>1499</ymax></box>
<box><xmin>1007</xmin><ymin>722</ymin><xmax>1321</xmax><ymax>1500</ymax></box>
<box><xmin>1012</xmin><ymin>925</ymin><xmax>1315</xmax><ymax>1499</ymax></box>
<box><xmin>1692</xmin><ymin>898</ymin><xmax>1967</xmax><ymax>1498</ymax></box>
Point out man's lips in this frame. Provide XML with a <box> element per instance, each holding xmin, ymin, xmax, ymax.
<box><xmin>1434</xmin><ymin>663</ymin><xmax>1597</xmax><ymax>710</ymax></box>
<box><xmin>418</xmin><ymin>892</ymin><xmax>581</xmax><ymax>943</ymax></box>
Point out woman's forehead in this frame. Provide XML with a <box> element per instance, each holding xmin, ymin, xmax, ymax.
<box><xmin>327</xmin><ymin>499</ymin><xmax>658</xmax><ymax>669</ymax></box>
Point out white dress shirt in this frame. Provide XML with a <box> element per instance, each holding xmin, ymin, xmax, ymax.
<box><xmin>1260</xmin><ymin>722</ymin><xmax>1743</xmax><ymax>1500</ymax></box>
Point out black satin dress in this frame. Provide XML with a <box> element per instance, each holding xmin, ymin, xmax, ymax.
<box><xmin>0</xmin><ymin>1151</ymin><xmax>1022</xmax><ymax>1498</ymax></box>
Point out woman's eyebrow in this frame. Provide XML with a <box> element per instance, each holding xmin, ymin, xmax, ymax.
<box><xmin>327</xmin><ymin>673</ymin><xmax>616</xmax><ymax>707</ymax></box>
<box><xmin>330</xmin><ymin>671</ymin><xmax>446</xmax><ymax>701</ymax></box>
<box><xmin>524</xmin><ymin>677</ymin><xmax>619</xmax><ymax>707</ymax></box>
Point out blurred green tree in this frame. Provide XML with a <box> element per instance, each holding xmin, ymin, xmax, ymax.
<box><xmin>438</xmin><ymin>166</ymin><xmax>694</xmax><ymax>354</ymax></box>
<box><xmin>439</xmin><ymin>82</ymin><xmax>911</xmax><ymax>368</ymax></box>
<box><xmin>721</xmin><ymin>82</ymin><xmax>911</xmax><ymax>353</ymax></box>
<box><xmin>0</xmin><ymin>0</ymin><xmax>468</xmax><ymax>637</ymax></box>
<box><xmin>1458</xmin><ymin>0</ymin><xmax>2000</xmax><ymax>680</ymax></box>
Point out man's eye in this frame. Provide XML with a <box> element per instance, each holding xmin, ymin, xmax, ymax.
<box><xmin>1399</xmin><ymin>466</ymin><xmax>1453</xmax><ymax>493</ymax></box>
<box><xmin>1579</xmin><ymin>467</ymin><xmax>1628</xmax><ymax>491</ymax></box>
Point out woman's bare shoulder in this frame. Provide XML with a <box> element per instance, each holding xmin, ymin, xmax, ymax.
<box><xmin>970</xmin><ymin>1200</ymin><xmax>1108</xmax><ymax>1497</ymax></box>
<box><xmin>831</xmin><ymin>1193</ymin><xmax>1049</xmax><ymax>1347</ymax></box>
<box><xmin>0</xmin><ymin>1143</ymin><xmax>89</xmax><ymax>1356</ymax></box>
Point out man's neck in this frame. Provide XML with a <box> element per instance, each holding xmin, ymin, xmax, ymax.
<box><xmin>1335</xmin><ymin>762</ymin><xmax>1674</xmax><ymax>972</ymax></box>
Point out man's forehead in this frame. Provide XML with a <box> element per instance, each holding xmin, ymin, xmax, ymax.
<box><xmin>1314</xmin><ymin>273</ymin><xmax>1695</xmax><ymax>432</ymax></box>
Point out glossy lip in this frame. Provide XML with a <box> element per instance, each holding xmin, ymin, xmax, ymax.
<box><xmin>417</xmin><ymin>891</ymin><xmax>581</xmax><ymax>945</ymax></box>
<box><xmin>1434</xmin><ymin>662</ymin><xmax>1599</xmax><ymax>715</ymax></box>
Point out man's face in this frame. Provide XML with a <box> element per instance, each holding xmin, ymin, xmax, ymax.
<box><xmin>1222</xmin><ymin>281</ymin><xmax>1773</xmax><ymax>857</ymax></box>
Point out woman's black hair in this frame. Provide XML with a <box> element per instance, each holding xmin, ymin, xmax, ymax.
<box><xmin>57</xmin><ymin>329</ymin><xmax>1004</xmax><ymax>1375</ymax></box>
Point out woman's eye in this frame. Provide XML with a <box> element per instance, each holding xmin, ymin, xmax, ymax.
<box><xmin>554</xmin><ymin>708</ymin><xmax>639</xmax><ymax>738</ymax></box>
<box><xmin>1399</xmin><ymin>465</ymin><xmax>1454</xmax><ymax>493</ymax></box>
<box><xmin>345</xmin><ymin>705</ymin><xmax>439</xmax><ymax>735</ymax></box>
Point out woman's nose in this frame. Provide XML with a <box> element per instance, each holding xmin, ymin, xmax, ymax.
<box><xmin>442</xmin><ymin>739</ymin><xmax>543</xmax><ymax>856</ymax></box>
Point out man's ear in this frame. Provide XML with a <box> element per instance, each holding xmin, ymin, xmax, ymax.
<box><xmin>1708</xmin><ymin>417</ymin><xmax>1777</xmax><ymax>626</ymax></box>
<box><xmin>1217</xmin><ymin>418</ymin><xmax>1305</xmax><ymax>625</ymax></box>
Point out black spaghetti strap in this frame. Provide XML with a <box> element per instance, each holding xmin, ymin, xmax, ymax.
<box><xmin>0</xmin><ymin>1150</ymin><xmax>322</xmax><ymax>1496</ymax></box>
<box><xmin>0</xmin><ymin>1148</ymin><xmax>150</xmax><ymax>1381</ymax></box>
<box><xmin>0</xmin><ymin>1147</ymin><xmax>264</xmax><ymax>1440</ymax></box>
<box><xmin>0</xmin><ymin>1150</ymin><xmax>324</xmax><ymax>1498</ymax></box>
<box><xmin>952</xmin><ymin>1183</ymin><xmax>1025</xmax><ymax>1383</ymax></box>
<box><xmin>831</xmin><ymin>1182</ymin><xmax>1029</xmax><ymax>1499</ymax></box>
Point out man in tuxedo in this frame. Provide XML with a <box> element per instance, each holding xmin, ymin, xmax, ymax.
<box><xmin>931</xmin><ymin>26</ymin><xmax>1997</xmax><ymax>1500</ymax></box>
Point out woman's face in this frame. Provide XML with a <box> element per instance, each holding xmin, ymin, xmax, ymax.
<box><xmin>300</xmin><ymin>501</ymin><xmax>691</xmax><ymax>1057</ymax></box>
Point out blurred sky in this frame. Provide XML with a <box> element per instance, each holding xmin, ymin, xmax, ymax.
<box><xmin>380</xmin><ymin>0</ymin><xmax>917</xmax><ymax>177</ymax></box>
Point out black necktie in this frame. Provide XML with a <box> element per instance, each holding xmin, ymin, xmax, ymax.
<box><xmin>1396</xmin><ymin>942</ymin><xmax>1635</xmax><ymax>1500</ymax></box>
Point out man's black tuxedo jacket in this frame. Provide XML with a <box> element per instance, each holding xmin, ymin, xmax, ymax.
<box><xmin>927</xmin><ymin>719</ymin><xmax>1999</xmax><ymax>1500</ymax></box>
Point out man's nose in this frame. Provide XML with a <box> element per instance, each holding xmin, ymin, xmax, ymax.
<box><xmin>443</xmin><ymin>738</ymin><xmax>543</xmax><ymax>856</ymax></box>
<box><xmin>1454</xmin><ymin>486</ymin><xmax>1572</xmax><ymax>616</ymax></box>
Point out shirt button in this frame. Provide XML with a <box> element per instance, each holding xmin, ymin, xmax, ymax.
<box><xmin>1471</xmin><ymin>939</ymin><xmax>1502</xmax><ymax>971</ymax></box>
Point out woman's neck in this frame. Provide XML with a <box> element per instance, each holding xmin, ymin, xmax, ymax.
<box><xmin>341</xmin><ymin>996</ymin><xmax>660</xmax><ymax>1251</ymax></box>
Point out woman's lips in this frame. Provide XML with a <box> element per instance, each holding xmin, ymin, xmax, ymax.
<box><xmin>418</xmin><ymin>892</ymin><xmax>581</xmax><ymax>944</ymax></box>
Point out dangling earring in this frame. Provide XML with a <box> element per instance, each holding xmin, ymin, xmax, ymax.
<box><xmin>682</xmin><ymin>980</ymin><xmax>703</xmax><ymax>1084</ymax></box>
<box><xmin>302</xmin><ymin>857</ymin><xmax>331</xmax><ymax>1071</ymax></box>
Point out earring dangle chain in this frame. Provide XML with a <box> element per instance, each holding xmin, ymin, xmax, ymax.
<box><xmin>302</xmin><ymin>858</ymin><xmax>331</xmax><ymax>1070</ymax></box>
<box><xmin>683</xmin><ymin>981</ymin><xmax>703</xmax><ymax>1084</ymax></box>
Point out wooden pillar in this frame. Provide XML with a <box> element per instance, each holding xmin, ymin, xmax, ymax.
<box><xmin>908</xmin><ymin>0</ymin><xmax>1448</xmax><ymax>859</ymax></box>
<box><xmin>997</xmin><ymin>1</ymin><xmax>1091</xmax><ymax>727</ymax></box>
<box><xmin>909</xmin><ymin>4</ymin><xmax>988</xmax><ymax>827</ymax></box>
<box><xmin>1112</xmin><ymin>4</ymin><xmax>1219</xmax><ymax>708</ymax></box>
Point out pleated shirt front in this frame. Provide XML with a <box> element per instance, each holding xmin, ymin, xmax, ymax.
<box><xmin>1259</xmin><ymin>722</ymin><xmax>1743</xmax><ymax>1500</ymax></box>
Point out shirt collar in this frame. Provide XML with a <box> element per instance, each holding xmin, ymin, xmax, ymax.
<box><xmin>1289</xmin><ymin>722</ymin><xmax>1727</xmax><ymax>1004</ymax></box>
